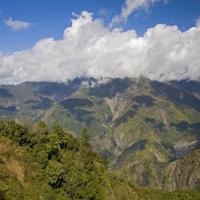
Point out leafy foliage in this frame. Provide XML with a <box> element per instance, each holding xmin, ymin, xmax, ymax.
<box><xmin>0</xmin><ymin>119</ymin><xmax>106</xmax><ymax>199</ymax></box>
<box><xmin>0</xmin><ymin>119</ymin><xmax>200</xmax><ymax>199</ymax></box>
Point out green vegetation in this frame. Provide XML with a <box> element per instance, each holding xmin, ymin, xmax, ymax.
<box><xmin>0</xmin><ymin>119</ymin><xmax>200</xmax><ymax>199</ymax></box>
<box><xmin>0</xmin><ymin>119</ymin><xmax>106</xmax><ymax>200</ymax></box>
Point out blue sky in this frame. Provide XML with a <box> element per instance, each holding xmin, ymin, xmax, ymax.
<box><xmin>0</xmin><ymin>0</ymin><xmax>200</xmax><ymax>53</ymax></box>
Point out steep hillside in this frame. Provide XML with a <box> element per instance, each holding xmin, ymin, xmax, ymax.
<box><xmin>0</xmin><ymin>77</ymin><xmax>200</xmax><ymax>190</ymax></box>
<box><xmin>0</xmin><ymin>119</ymin><xmax>200</xmax><ymax>200</ymax></box>
<box><xmin>162</xmin><ymin>148</ymin><xmax>200</xmax><ymax>191</ymax></box>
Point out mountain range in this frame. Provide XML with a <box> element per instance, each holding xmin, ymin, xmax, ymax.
<box><xmin>0</xmin><ymin>77</ymin><xmax>200</xmax><ymax>191</ymax></box>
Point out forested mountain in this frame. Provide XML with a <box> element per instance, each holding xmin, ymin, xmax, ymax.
<box><xmin>0</xmin><ymin>119</ymin><xmax>200</xmax><ymax>200</ymax></box>
<box><xmin>0</xmin><ymin>77</ymin><xmax>200</xmax><ymax>194</ymax></box>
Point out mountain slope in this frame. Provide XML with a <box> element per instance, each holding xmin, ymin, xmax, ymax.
<box><xmin>0</xmin><ymin>119</ymin><xmax>200</xmax><ymax>200</ymax></box>
<box><xmin>0</xmin><ymin>77</ymin><xmax>200</xmax><ymax>190</ymax></box>
<box><xmin>162</xmin><ymin>148</ymin><xmax>200</xmax><ymax>191</ymax></box>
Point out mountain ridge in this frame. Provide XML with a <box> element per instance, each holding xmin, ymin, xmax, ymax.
<box><xmin>0</xmin><ymin>77</ymin><xmax>200</xmax><ymax>191</ymax></box>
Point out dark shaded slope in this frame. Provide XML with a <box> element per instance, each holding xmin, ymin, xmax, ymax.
<box><xmin>151</xmin><ymin>81</ymin><xmax>200</xmax><ymax>111</ymax></box>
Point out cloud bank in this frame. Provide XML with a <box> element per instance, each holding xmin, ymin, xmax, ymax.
<box><xmin>4</xmin><ymin>17</ymin><xmax>31</xmax><ymax>30</ymax></box>
<box><xmin>0</xmin><ymin>11</ymin><xmax>200</xmax><ymax>84</ymax></box>
<box><xmin>111</xmin><ymin>0</ymin><xmax>165</xmax><ymax>26</ymax></box>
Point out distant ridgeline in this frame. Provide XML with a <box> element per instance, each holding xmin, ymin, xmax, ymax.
<box><xmin>0</xmin><ymin>77</ymin><xmax>200</xmax><ymax>195</ymax></box>
<box><xmin>0</xmin><ymin>119</ymin><xmax>200</xmax><ymax>200</ymax></box>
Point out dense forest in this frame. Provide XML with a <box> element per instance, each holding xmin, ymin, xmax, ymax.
<box><xmin>0</xmin><ymin>119</ymin><xmax>200</xmax><ymax>200</ymax></box>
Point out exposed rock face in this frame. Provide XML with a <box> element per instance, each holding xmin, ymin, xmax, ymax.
<box><xmin>162</xmin><ymin>149</ymin><xmax>200</xmax><ymax>191</ymax></box>
<box><xmin>105</xmin><ymin>94</ymin><xmax>120</xmax><ymax>121</ymax></box>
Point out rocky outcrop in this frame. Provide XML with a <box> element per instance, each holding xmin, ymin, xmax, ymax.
<box><xmin>162</xmin><ymin>149</ymin><xmax>200</xmax><ymax>191</ymax></box>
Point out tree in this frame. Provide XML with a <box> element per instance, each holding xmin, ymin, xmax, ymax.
<box><xmin>80</xmin><ymin>128</ymin><xmax>89</xmax><ymax>147</ymax></box>
<box><xmin>45</xmin><ymin>160</ymin><xmax>64</xmax><ymax>188</ymax></box>
<box><xmin>52</xmin><ymin>123</ymin><xmax>64</xmax><ymax>137</ymax></box>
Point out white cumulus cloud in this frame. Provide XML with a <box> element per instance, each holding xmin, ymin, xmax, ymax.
<box><xmin>4</xmin><ymin>17</ymin><xmax>31</xmax><ymax>30</ymax></box>
<box><xmin>0</xmin><ymin>11</ymin><xmax>200</xmax><ymax>84</ymax></box>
